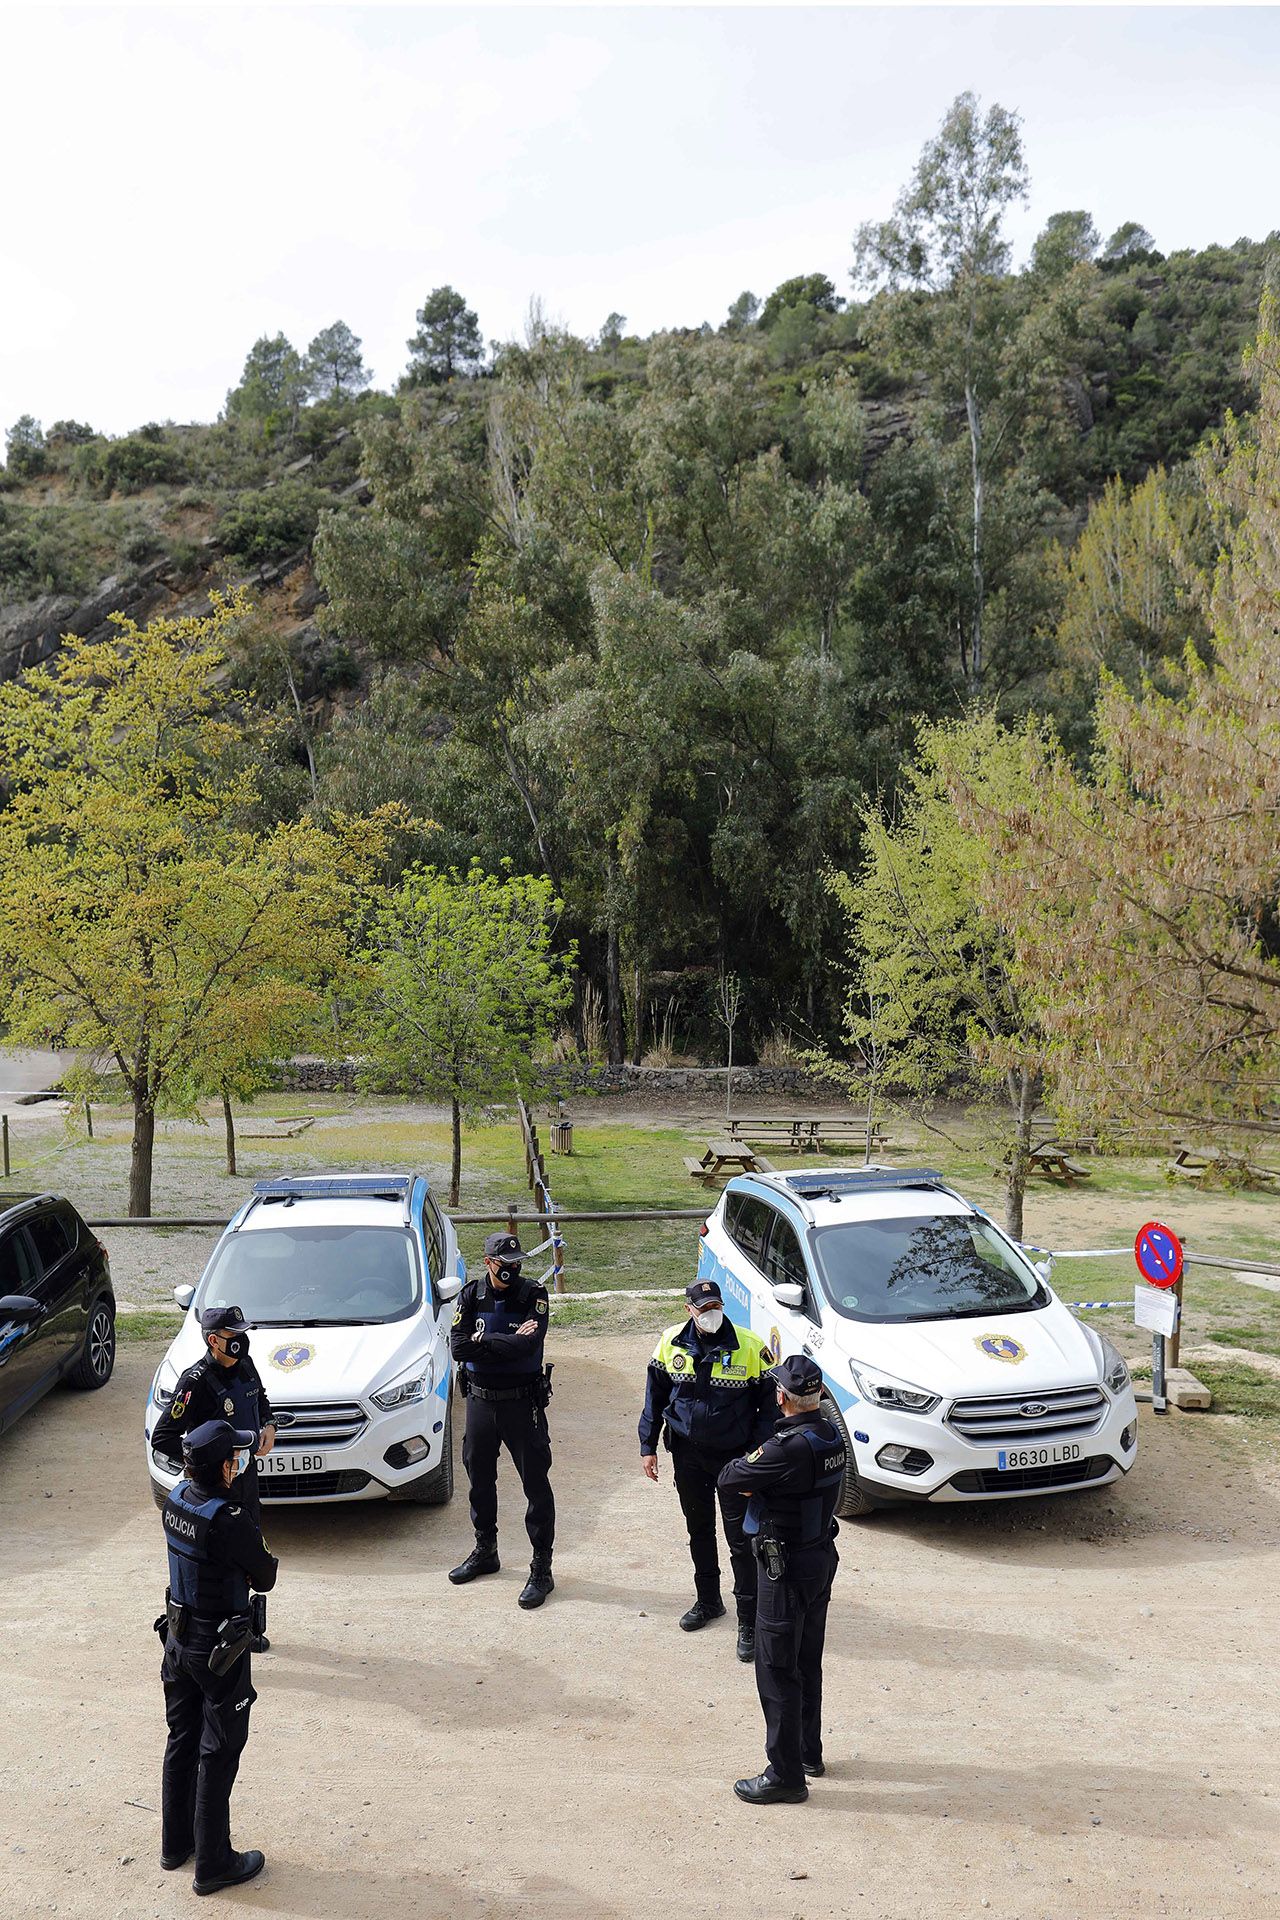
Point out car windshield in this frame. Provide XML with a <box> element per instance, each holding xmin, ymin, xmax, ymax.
<box><xmin>811</xmin><ymin>1213</ymin><xmax>1046</xmax><ymax>1323</ymax></box>
<box><xmin>195</xmin><ymin>1224</ymin><xmax>421</xmax><ymax>1326</ymax></box>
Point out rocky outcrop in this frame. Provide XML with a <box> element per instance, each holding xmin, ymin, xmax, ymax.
<box><xmin>274</xmin><ymin>1056</ymin><xmax>848</xmax><ymax>1099</ymax></box>
<box><xmin>0</xmin><ymin>556</ymin><xmax>172</xmax><ymax>680</ymax></box>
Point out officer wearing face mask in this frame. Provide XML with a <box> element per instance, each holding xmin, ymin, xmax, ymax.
<box><xmin>152</xmin><ymin>1306</ymin><xmax>276</xmax><ymax>1646</ymax></box>
<box><xmin>638</xmin><ymin>1279</ymin><xmax>773</xmax><ymax>1660</ymax></box>
<box><xmin>157</xmin><ymin>1419</ymin><xmax>278</xmax><ymax>1895</ymax></box>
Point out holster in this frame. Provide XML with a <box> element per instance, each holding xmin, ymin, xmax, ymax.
<box><xmin>250</xmin><ymin>1593</ymin><xmax>267</xmax><ymax>1639</ymax></box>
<box><xmin>458</xmin><ymin>1368</ymin><xmax>472</xmax><ymax>1399</ymax></box>
<box><xmin>154</xmin><ymin>1590</ymin><xmax>189</xmax><ymax>1644</ymax></box>
<box><xmin>531</xmin><ymin>1363</ymin><xmax>554</xmax><ymax>1411</ymax></box>
<box><xmin>207</xmin><ymin>1613</ymin><xmax>252</xmax><ymax>1677</ymax></box>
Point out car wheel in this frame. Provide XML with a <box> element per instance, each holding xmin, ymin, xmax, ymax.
<box><xmin>150</xmin><ymin>1479</ymin><xmax>169</xmax><ymax>1511</ymax></box>
<box><xmin>398</xmin><ymin>1398</ymin><xmax>455</xmax><ymax>1505</ymax></box>
<box><xmin>819</xmin><ymin>1394</ymin><xmax>880</xmax><ymax>1518</ymax></box>
<box><xmin>68</xmin><ymin>1298</ymin><xmax>116</xmax><ymax>1391</ymax></box>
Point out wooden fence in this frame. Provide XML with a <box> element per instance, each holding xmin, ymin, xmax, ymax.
<box><xmin>513</xmin><ymin>1095</ymin><xmax>568</xmax><ymax>1293</ymax></box>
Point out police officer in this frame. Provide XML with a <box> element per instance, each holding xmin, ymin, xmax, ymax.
<box><xmin>152</xmin><ymin>1306</ymin><xmax>276</xmax><ymax>1647</ymax></box>
<box><xmin>718</xmin><ymin>1355</ymin><xmax>844</xmax><ymax>1804</ymax></box>
<box><xmin>448</xmin><ymin>1232</ymin><xmax>555</xmax><ymax>1608</ymax></box>
<box><xmin>638</xmin><ymin>1278</ymin><xmax>773</xmax><ymax>1660</ymax></box>
<box><xmin>157</xmin><ymin>1419</ymin><xmax>278</xmax><ymax>1894</ymax></box>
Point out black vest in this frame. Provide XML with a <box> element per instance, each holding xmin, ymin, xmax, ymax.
<box><xmin>467</xmin><ymin>1279</ymin><xmax>541</xmax><ymax>1379</ymax></box>
<box><xmin>218</xmin><ymin>1360</ymin><xmax>264</xmax><ymax>1439</ymax></box>
<box><xmin>163</xmin><ymin>1481</ymin><xmax>250</xmax><ymax>1619</ymax></box>
<box><xmin>745</xmin><ymin>1419</ymin><xmax>846</xmax><ymax>1546</ymax></box>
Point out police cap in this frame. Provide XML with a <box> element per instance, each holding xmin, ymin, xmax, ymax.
<box><xmin>199</xmin><ymin>1303</ymin><xmax>249</xmax><ymax>1334</ymax></box>
<box><xmin>484</xmin><ymin>1233</ymin><xmax>523</xmax><ymax>1263</ymax></box>
<box><xmin>769</xmin><ymin>1353</ymin><xmax>824</xmax><ymax>1396</ymax></box>
<box><xmin>685</xmin><ymin>1278</ymin><xmax>723</xmax><ymax>1307</ymax></box>
<box><xmin>182</xmin><ymin>1418</ymin><xmax>255</xmax><ymax>1474</ymax></box>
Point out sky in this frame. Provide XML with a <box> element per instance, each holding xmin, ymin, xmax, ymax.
<box><xmin>3</xmin><ymin>2</ymin><xmax>1280</xmax><ymax>436</ymax></box>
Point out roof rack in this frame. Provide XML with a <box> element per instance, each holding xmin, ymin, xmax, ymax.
<box><xmin>777</xmin><ymin>1167</ymin><xmax>950</xmax><ymax>1203</ymax></box>
<box><xmin>0</xmin><ymin>1190</ymin><xmax>59</xmax><ymax>1227</ymax></box>
<box><xmin>247</xmin><ymin>1174</ymin><xmax>418</xmax><ymax>1226</ymax></box>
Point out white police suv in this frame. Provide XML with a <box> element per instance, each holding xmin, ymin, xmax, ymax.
<box><xmin>698</xmin><ymin>1167</ymin><xmax>1137</xmax><ymax>1515</ymax></box>
<box><xmin>144</xmin><ymin>1174</ymin><xmax>463</xmax><ymax>1506</ymax></box>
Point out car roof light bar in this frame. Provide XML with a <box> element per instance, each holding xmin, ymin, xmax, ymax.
<box><xmin>248</xmin><ymin>1174</ymin><xmax>418</xmax><ymax>1224</ymax></box>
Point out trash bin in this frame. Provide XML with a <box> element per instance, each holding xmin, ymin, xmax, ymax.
<box><xmin>550</xmin><ymin>1116</ymin><xmax>574</xmax><ymax>1155</ymax></box>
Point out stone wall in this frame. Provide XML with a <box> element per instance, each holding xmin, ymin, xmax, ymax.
<box><xmin>274</xmin><ymin>1056</ymin><xmax>847</xmax><ymax>1100</ymax></box>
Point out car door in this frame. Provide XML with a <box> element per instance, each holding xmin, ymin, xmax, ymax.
<box><xmin>759</xmin><ymin>1208</ymin><xmax>825</xmax><ymax>1372</ymax></box>
<box><xmin>0</xmin><ymin>1225</ymin><xmax>46</xmax><ymax>1423</ymax></box>
<box><xmin>22</xmin><ymin>1208</ymin><xmax>82</xmax><ymax>1373</ymax></box>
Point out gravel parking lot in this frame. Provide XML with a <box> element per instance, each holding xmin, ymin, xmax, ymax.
<box><xmin>2</xmin><ymin>1330</ymin><xmax>1278</xmax><ymax>1920</ymax></box>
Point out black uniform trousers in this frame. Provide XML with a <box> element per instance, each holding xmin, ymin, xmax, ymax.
<box><xmin>754</xmin><ymin>1536</ymin><xmax>838</xmax><ymax>1786</ymax></box>
<box><xmin>161</xmin><ymin>1637</ymin><xmax>256</xmax><ymax>1878</ymax></box>
<box><xmin>670</xmin><ymin>1436</ymin><xmax>756</xmax><ymax>1625</ymax></box>
<box><xmin>462</xmin><ymin>1392</ymin><xmax>555</xmax><ymax>1555</ymax></box>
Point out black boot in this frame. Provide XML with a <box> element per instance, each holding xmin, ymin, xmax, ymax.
<box><xmin>193</xmin><ymin>1848</ymin><xmax>266</xmax><ymax>1895</ymax></box>
<box><xmin>518</xmin><ymin>1554</ymin><xmax>554</xmax><ymax>1608</ymax></box>
<box><xmin>736</xmin><ymin>1621</ymin><xmax>755</xmax><ymax>1663</ymax></box>
<box><xmin>679</xmin><ymin>1598</ymin><xmax>726</xmax><ymax>1632</ymax></box>
<box><xmin>449</xmin><ymin>1534</ymin><xmax>500</xmax><ymax>1584</ymax></box>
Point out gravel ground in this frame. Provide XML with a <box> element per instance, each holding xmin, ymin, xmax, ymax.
<box><xmin>1</xmin><ymin>1330</ymin><xmax>1278</xmax><ymax>1919</ymax></box>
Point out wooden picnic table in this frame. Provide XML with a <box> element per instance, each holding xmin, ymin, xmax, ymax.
<box><xmin>1003</xmin><ymin>1139</ymin><xmax>1090</xmax><ymax>1184</ymax></box>
<box><xmin>1169</xmin><ymin>1142</ymin><xmax>1279</xmax><ymax>1183</ymax></box>
<box><xmin>684</xmin><ymin>1137</ymin><xmax>774</xmax><ymax>1181</ymax></box>
<box><xmin>727</xmin><ymin>1115</ymin><xmax>890</xmax><ymax>1152</ymax></box>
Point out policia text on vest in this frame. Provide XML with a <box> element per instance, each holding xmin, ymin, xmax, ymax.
<box><xmin>157</xmin><ymin>1418</ymin><xmax>277</xmax><ymax>1896</ymax></box>
<box><xmin>639</xmin><ymin>1278</ymin><xmax>774</xmax><ymax>1659</ymax></box>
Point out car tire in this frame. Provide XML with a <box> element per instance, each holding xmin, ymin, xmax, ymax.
<box><xmin>67</xmin><ymin>1297</ymin><xmax>115</xmax><ymax>1391</ymax></box>
<box><xmin>150</xmin><ymin>1478</ymin><xmax>169</xmax><ymax>1511</ymax></box>
<box><xmin>399</xmin><ymin>1397</ymin><xmax>455</xmax><ymax>1505</ymax></box>
<box><xmin>820</xmin><ymin>1394</ymin><xmax>880</xmax><ymax>1518</ymax></box>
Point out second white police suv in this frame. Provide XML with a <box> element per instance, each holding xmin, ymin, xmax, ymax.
<box><xmin>145</xmin><ymin>1175</ymin><xmax>462</xmax><ymax>1507</ymax></box>
<box><xmin>697</xmin><ymin>1166</ymin><xmax>1138</xmax><ymax>1513</ymax></box>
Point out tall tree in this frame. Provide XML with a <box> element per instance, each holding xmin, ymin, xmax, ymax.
<box><xmin>0</xmin><ymin>596</ymin><xmax>370</xmax><ymax>1213</ymax></box>
<box><xmin>303</xmin><ymin>320</ymin><xmax>371</xmax><ymax>399</ymax></box>
<box><xmin>357</xmin><ymin>866</ymin><xmax>573</xmax><ymax>1204</ymax></box>
<box><xmin>853</xmin><ymin>91</ymin><xmax>1029</xmax><ymax>693</ymax></box>
<box><xmin>226</xmin><ymin>333</ymin><xmax>305</xmax><ymax>436</ymax></box>
<box><xmin>5</xmin><ymin>414</ymin><xmax>46</xmax><ymax>477</ymax></box>
<box><xmin>1030</xmin><ymin>210</ymin><xmax>1100</xmax><ymax>283</ymax></box>
<box><xmin>405</xmin><ymin>285</ymin><xmax>484</xmax><ymax>384</ymax></box>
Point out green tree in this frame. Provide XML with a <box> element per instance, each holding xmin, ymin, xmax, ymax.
<box><xmin>5</xmin><ymin>414</ymin><xmax>46</xmax><ymax>478</ymax></box>
<box><xmin>302</xmin><ymin>320</ymin><xmax>370</xmax><ymax>399</ymax></box>
<box><xmin>724</xmin><ymin>290</ymin><xmax>760</xmax><ymax>333</ymax></box>
<box><xmin>978</xmin><ymin>292</ymin><xmax>1280</xmax><ymax>1147</ymax></box>
<box><xmin>405</xmin><ymin>285</ymin><xmax>484</xmax><ymax>384</ymax></box>
<box><xmin>759</xmin><ymin>274</ymin><xmax>842</xmax><ymax>328</ymax></box>
<box><xmin>824</xmin><ymin>712</ymin><xmax>1049</xmax><ymax>1238</ymax></box>
<box><xmin>598</xmin><ymin>312</ymin><xmax>627</xmax><ymax>355</ymax></box>
<box><xmin>1030</xmin><ymin>210</ymin><xmax>1099</xmax><ymax>283</ymax></box>
<box><xmin>357</xmin><ymin>866</ymin><xmax>573</xmax><ymax>1204</ymax></box>
<box><xmin>0</xmin><ymin>595</ymin><xmax>368</xmax><ymax>1214</ymax></box>
<box><xmin>226</xmin><ymin>333</ymin><xmax>305</xmax><ymax>436</ymax></box>
<box><xmin>854</xmin><ymin>91</ymin><xmax>1030</xmax><ymax>692</ymax></box>
<box><xmin>1101</xmin><ymin>221</ymin><xmax>1157</xmax><ymax>265</ymax></box>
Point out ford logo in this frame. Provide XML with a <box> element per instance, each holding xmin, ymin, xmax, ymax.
<box><xmin>1019</xmin><ymin>1401</ymin><xmax>1049</xmax><ymax>1418</ymax></box>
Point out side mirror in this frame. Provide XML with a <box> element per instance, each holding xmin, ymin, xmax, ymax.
<box><xmin>437</xmin><ymin>1271</ymin><xmax>464</xmax><ymax>1304</ymax></box>
<box><xmin>1033</xmin><ymin>1260</ymin><xmax>1052</xmax><ymax>1284</ymax></box>
<box><xmin>772</xmin><ymin>1282</ymin><xmax>805</xmax><ymax>1310</ymax></box>
<box><xmin>0</xmin><ymin>1294</ymin><xmax>42</xmax><ymax>1323</ymax></box>
<box><xmin>173</xmin><ymin>1284</ymin><xmax>195</xmax><ymax>1310</ymax></box>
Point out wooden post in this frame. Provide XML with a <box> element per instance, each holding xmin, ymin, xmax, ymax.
<box><xmin>1167</xmin><ymin>1270</ymin><xmax>1184</xmax><ymax>1369</ymax></box>
<box><xmin>84</xmin><ymin>1099</ymin><xmax>94</xmax><ymax>1141</ymax></box>
<box><xmin>2</xmin><ymin>1114</ymin><xmax>8</xmax><ymax>1178</ymax></box>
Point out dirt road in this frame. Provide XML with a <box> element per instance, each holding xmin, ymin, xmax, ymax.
<box><xmin>2</xmin><ymin>1332</ymin><xmax>1277</xmax><ymax>1920</ymax></box>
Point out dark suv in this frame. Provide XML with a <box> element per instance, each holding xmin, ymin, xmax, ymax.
<box><xmin>0</xmin><ymin>1193</ymin><xmax>115</xmax><ymax>1433</ymax></box>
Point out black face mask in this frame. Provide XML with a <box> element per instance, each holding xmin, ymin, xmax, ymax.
<box><xmin>224</xmin><ymin>1332</ymin><xmax>248</xmax><ymax>1361</ymax></box>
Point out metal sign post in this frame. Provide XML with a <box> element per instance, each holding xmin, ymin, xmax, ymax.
<box><xmin>1134</xmin><ymin>1221</ymin><xmax>1184</xmax><ymax>1417</ymax></box>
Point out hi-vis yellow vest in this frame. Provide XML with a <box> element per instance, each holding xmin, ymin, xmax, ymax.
<box><xmin>652</xmin><ymin>1322</ymin><xmax>770</xmax><ymax>1389</ymax></box>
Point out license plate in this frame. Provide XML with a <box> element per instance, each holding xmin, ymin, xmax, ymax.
<box><xmin>257</xmin><ymin>1451</ymin><xmax>326</xmax><ymax>1475</ymax></box>
<box><xmin>997</xmin><ymin>1442</ymin><xmax>1081</xmax><ymax>1470</ymax></box>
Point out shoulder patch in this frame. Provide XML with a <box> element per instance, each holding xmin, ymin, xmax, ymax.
<box><xmin>746</xmin><ymin>1446</ymin><xmax>764</xmax><ymax>1462</ymax></box>
<box><xmin>535</xmin><ymin>1298</ymin><xmax>547</xmax><ymax>1314</ymax></box>
<box><xmin>170</xmin><ymin>1390</ymin><xmax>191</xmax><ymax>1420</ymax></box>
<box><xmin>452</xmin><ymin>1310</ymin><xmax>463</xmax><ymax>1326</ymax></box>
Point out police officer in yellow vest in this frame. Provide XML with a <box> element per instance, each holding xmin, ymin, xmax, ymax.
<box><xmin>639</xmin><ymin>1279</ymin><xmax>773</xmax><ymax>1660</ymax></box>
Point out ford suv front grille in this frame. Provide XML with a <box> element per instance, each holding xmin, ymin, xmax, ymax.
<box><xmin>270</xmin><ymin>1400</ymin><xmax>367</xmax><ymax>1448</ymax></box>
<box><xmin>260</xmin><ymin>1470</ymin><xmax>371</xmax><ymax>1500</ymax></box>
<box><xmin>947</xmin><ymin>1384</ymin><xmax>1107</xmax><ymax>1445</ymax></box>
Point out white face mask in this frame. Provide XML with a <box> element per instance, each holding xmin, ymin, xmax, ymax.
<box><xmin>693</xmin><ymin>1307</ymin><xmax>724</xmax><ymax>1335</ymax></box>
<box><xmin>232</xmin><ymin>1449</ymin><xmax>251</xmax><ymax>1478</ymax></box>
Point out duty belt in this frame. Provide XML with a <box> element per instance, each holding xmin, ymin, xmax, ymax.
<box><xmin>468</xmin><ymin>1380</ymin><xmax>538</xmax><ymax>1402</ymax></box>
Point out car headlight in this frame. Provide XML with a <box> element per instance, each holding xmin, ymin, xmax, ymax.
<box><xmin>152</xmin><ymin>1357</ymin><xmax>179</xmax><ymax>1409</ymax></box>
<box><xmin>371</xmin><ymin>1354</ymin><xmax>436</xmax><ymax>1411</ymax></box>
<box><xmin>849</xmin><ymin>1361</ymin><xmax>940</xmax><ymax>1415</ymax></box>
<box><xmin>1099</xmin><ymin>1335</ymin><xmax>1130</xmax><ymax>1395</ymax></box>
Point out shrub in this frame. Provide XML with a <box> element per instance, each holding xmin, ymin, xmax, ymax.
<box><xmin>215</xmin><ymin>483</ymin><xmax>326</xmax><ymax>563</ymax></box>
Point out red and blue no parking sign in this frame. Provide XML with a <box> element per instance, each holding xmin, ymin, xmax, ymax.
<box><xmin>1135</xmin><ymin>1220</ymin><xmax>1183</xmax><ymax>1289</ymax></box>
